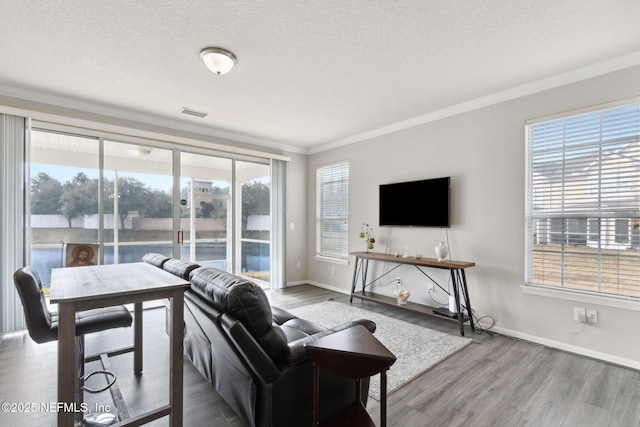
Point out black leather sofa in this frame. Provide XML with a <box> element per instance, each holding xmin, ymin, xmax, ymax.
<box><xmin>141</xmin><ymin>254</ymin><xmax>376</xmax><ymax>427</ymax></box>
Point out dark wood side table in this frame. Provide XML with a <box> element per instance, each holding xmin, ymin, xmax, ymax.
<box><xmin>305</xmin><ymin>325</ymin><xmax>396</xmax><ymax>427</ymax></box>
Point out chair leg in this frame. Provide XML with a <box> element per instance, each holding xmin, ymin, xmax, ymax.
<box><xmin>75</xmin><ymin>336</ymin><xmax>84</xmax><ymax>426</ymax></box>
<box><xmin>75</xmin><ymin>336</ymin><xmax>119</xmax><ymax>427</ymax></box>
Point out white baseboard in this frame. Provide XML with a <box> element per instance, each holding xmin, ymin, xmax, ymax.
<box><xmin>284</xmin><ymin>280</ymin><xmax>307</xmax><ymax>287</ymax></box>
<box><xmin>287</xmin><ymin>280</ymin><xmax>352</xmax><ymax>295</ymax></box>
<box><xmin>307</xmin><ymin>280</ymin><xmax>353</xmax><ymax>295</ymax></box>
<box><xmin>491</xmin><ymin>325</ymin><xmax>640</xmax><ymax>371</ymax></box>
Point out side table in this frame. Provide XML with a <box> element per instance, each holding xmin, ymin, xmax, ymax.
<box><xmin>305</xmin><ymin>325</ymin><xmax>396</xmax><ymax>427</ymax></box>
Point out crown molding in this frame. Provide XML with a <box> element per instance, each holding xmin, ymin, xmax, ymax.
<box><xmin>3</xmin><ymin>48</ymin><xmax>640</xmax><ymax>157</ymax></box>
<box><xmin>0</xmin><ymin>84</ymin><xmax>307</xmax><ymax>155</ymax></box>
<box><xmin>309</xmin><ymin>49</ymin><xmax>640</xmax><ymax>154</ymax></box>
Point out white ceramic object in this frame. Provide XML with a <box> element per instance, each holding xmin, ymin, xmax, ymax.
<box><xmin>435</xmin><ymin>241</ymin><xmax>448</xmax><ymax>261</ymax></box>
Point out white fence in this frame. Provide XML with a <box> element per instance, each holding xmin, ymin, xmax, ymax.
<box><xmin>31</xmin><ymin>214</ymin><xmax>132</xmax><ymax>229</ymax></box>
<box><xmin>32</xmin><ymin>214</ymin><xmax>269</xmax><ymax>231</ymax></box>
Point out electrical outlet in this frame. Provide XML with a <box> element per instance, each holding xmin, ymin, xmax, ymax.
<box><xmin>428</xmin><ymin>283</ymin><xmax>434</xmax><ymax>291</ymax></box>
<box><xmin>396</xmin><ymin>277</ymin><xmax>402</xmax><ymax>285</ymax></box>
<box><xmin>586</xmin><ymin>309</ymin><xmax>598</xmax><ymax>323</ymax></box>
<box><xmin>574</xmin><ymin>307</ymin><xmax>586</xmax><ymax>322</ymax></box>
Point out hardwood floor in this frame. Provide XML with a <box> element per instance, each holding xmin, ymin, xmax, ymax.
<box><xmin>1</xmin><ymin>284</ymin><xmax>638</xmax><ymax>426</ymax></box>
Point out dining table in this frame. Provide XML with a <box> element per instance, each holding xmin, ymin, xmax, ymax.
<box><xmin>50</xmin><ymin>262</ymin><xmax>190</xmax><ymax>426</ymax></box>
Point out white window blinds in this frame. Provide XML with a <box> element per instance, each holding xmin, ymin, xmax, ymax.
<box><xmin>525</xmin><ymin>100</ymin><xmax>640</xmax><ymax>298</ymax></box>
<box><xmin>316</xmin><ymin>162</ymin><xmax>349</xmax><ymax>259</ymax></box>
<box><xmin>0</xmin><ymin>114</ymin><xmax>27</xmax><ymax>333</ymax></box>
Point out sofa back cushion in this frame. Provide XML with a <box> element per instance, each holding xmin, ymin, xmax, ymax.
<box><xmin>141</xmin><ymin>252</ymin><xmax>171</xmax><ymax>268</ymax></box>
<box><xmin>189</xmin><ymin>267</ymin><xmax>288</xmax><ymax>363</ymax></box>
<box><xmin>162</xmin><ymin>258</ymin><xmax>200</xmax><ymax>280</ymax></box>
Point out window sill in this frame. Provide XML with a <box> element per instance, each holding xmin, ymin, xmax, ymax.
<box><xmin>314</xmin><ymin>255</ymin><xmax>349</xmax><ymax>266</ymax></box>
<box><xmin>521</xmin><ymin>284</ymin><xmax>640</xmax><ymax>311</ymax></box>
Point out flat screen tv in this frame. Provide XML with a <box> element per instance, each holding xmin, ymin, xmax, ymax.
<box><xmin>379</xmin><ymin>177</ymin><xmax>450</xmax><ymax>227</ymax></box>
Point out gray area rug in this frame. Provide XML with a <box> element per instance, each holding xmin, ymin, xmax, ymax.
<box><xmin>288</xmin><ymin>300</ymin><xmax>471</xmax><ymax>400</ymax></box>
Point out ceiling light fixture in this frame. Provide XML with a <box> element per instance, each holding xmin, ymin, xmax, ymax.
<box><xmin>200</xmin><ymin>47</ymin><xmax>236</xmax><ymax>75</ymax></box>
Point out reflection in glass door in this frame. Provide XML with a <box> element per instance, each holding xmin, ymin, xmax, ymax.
<box><xmin>180</xmin><ymin>153</ymin><xmax>232</xmax><ymax>270</ymax></box>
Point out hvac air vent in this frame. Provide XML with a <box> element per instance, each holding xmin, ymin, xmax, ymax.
<box><xmin>181</xmin><ymin>108</ymin><xmax>208</xmax><ymax>118</ymax></box>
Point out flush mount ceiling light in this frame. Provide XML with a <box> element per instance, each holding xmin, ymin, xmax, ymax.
<box><xmin>200</xmin><ymin>47</ymin><xmax>236</xmax><ymax>75</ymax></box>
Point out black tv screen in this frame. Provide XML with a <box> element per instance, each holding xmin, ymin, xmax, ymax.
<box><xmin>379</xmin><ymin>177</ymin><xmax>450</xmax><ymax>227</ymax></box>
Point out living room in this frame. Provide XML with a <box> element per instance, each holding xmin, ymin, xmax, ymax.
<box><xmin>2</xmin><ymin>2</ymin><xmax>640</xmax><ymax>426</ymax></box>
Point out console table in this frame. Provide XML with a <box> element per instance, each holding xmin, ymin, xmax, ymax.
<box><xmin>350</xmin><ymin>251</ymin><xmax>476</xmax><ymax>336</ymax></box>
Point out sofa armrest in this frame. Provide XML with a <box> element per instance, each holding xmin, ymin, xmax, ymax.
<box><xmin>286</xmin><ymin>329</ymin><xmax>336</xmax><ymax>365</ymax></box>
<box><xmin>285</xmin><ymin>319</ymin><xmax>377</xmax><ymax>366</ymax></box>
<box><xmin>271</xmin><ymin>306</ymin><xmax>296</xmax><ymax>324</ymax></box>
<box><xmin>330</xmin><ymin>318</ymin><xmax>376</xmax><ymax>334</ymax></box>
<box><xmin>221</xmin><ymin>314</ymin><xmax>281</xmax><ymax>384</ymax></box>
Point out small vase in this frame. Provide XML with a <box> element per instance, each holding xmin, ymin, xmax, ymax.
<box><xmin>396</xmin><ymin>294</ymin><xmax>409</xmax><ymax>305</ymax></box>
<box><xmin>435</xmin><ymin>241</ymin><xmax>448</xmax><ymax>261</ymax></box>
<box><xmin>393</xmin><ymin>290</ymin><xmax>410</xmax><ymax>305</ymax></box>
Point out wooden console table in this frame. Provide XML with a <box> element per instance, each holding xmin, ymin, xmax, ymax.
<box><xmin>350</xmin><ymin>251</ymin><xmax>476</xmax><ymax>336</ymax></box>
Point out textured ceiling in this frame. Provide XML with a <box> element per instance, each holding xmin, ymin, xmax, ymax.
<box><xmin>1</xmin><ymin>1</ymin><xmax>640</xmax><ymax>153</ymax></box>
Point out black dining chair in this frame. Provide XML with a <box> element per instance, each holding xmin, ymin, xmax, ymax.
<box><xmin>13</xmin><ymin>267</ymin><xmax>133</xmax><ymax>426</ymax></box>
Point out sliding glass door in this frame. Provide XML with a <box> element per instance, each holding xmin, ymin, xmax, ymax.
<box><xmin>103</xmin><ymin>140</ymin><xmax>174</xmax><ymax>263</ymax></box>
<box><xmin>29</xmin><ymin>127</ymin><xmax>273</xmax><ymax>290</ymax></box>
<box><xmin>29</xmin><ymin>131</ymin><xmax>100</xmax><ymax>286</ymax></box>
<box><xmin>179</xmin><ymin>154</ymin><xmax>272</xmax><ymax>286</ymax></box>
<box><xmin>237</xmin><ymin>161</ymin><xmax>271</xmax><ymax>284</ymax></box>
<box><xmin>180</xmin><ymin>152</ymin><xmax>232</xmax><ymax>270</ymax></box>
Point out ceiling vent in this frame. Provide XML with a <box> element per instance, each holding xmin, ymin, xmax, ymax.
<box><xmin>181</xmin><ymin>108</ymin><xmax>208</xmax><ymax>118</ymax></box>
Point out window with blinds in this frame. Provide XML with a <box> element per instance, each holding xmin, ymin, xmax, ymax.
<box><xmin>525</xmin><ymin>100</ymin><xmax>640</xmax><ymax>298</ymax></box>
<box><xmin>316</xmin><ymin>162</ymin><xmax>349</xmax><ymax>259</ymax></box>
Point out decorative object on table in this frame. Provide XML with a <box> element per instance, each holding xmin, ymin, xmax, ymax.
<box><xmin>401</xmin><ymin>242</ymin><xmax>410</xmax><ymax>258</ymax></box>
<box><xmin>359</xmin><ymin>223</ymin><xmax>376</xmax><ymax>251</ymax></box>
<box><xmin>393</xmin><ymin>288</ymin><xmax>410</xmax><ymax>305</ymax></box>
<box><xmin>435</xmin><ymin>241</ymin><xmax>449</xmax><ymax>261</ymax></box>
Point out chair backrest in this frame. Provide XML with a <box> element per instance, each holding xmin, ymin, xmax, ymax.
<box><xmin>13</xmin><ymin>267</ymin><xmax>57</xmax><ymax>343</ymax></box>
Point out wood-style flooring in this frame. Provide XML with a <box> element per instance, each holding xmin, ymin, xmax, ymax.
<box><xmin>1</xmin><ymin>284</ymin><xmax>638</xmax><ymax>426</ymax></box>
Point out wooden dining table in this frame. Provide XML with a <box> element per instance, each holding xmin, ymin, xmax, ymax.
<box><xmin>50</xmin><ymin>262</ymin><xmax>190</xmax><ymax>426</ymax></box>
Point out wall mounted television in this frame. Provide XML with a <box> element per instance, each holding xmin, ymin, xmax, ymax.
<box><xmin>379</xmin><ymin>176</ymin><xmax>450</xmax><ymax>227</ymax></box>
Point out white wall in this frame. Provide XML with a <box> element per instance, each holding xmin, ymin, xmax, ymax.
<box><xmin>307</xmin><ymin>64</ymin><xmax>640</xmax><ymax>368</ymax></box>
<box><xmin>284</xmin><ymin>151</ymin><xmax>308</xmax><ymax>283</ymax></box>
